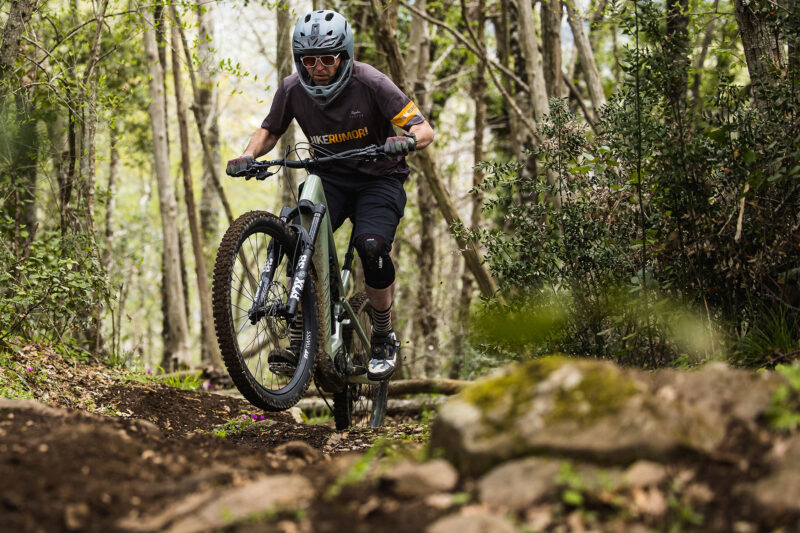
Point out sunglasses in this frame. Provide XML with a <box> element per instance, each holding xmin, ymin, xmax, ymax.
<box><xmin>301</xmin><ymin>54</ymin><xmax>340</xmax><ymax>68</ymax></box>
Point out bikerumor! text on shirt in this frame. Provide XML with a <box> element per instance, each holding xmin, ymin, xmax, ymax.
<box><xmin>261</xmin><ymin>61</ymin><xmax>425</xmax><ymax>181</ymax></box>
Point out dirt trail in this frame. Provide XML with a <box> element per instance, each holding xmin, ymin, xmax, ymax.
<box><xmin>0</xmin><ymin>345</ymin><xmax>434</xmax><ymax>532</ymax></box>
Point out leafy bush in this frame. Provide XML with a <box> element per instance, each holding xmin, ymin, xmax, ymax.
<box><xmin>764</xmin><ymin>363</ymin><xmax>800</xmax><ymax>431</ymax></box>
<box><xmin>0</xmin><ymin>223</ymin><xmax>109</xmax><ymax>347</ymax></box>
<box><xmin>469</xmin><ymin>4</ymin><xmax>800</xmax><ymax>368</ymax></box>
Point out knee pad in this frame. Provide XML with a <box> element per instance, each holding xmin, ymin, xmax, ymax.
<box><xmin>354</xmin><ymin>234</ymin><xmax>395</xmax><ymax>289</ymax></box>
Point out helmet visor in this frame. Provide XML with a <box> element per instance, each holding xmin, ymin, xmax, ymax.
<box><xmin>301</xmin><ymin>54</ymin><xmax>340</xmax><ymax>68</ymax></box>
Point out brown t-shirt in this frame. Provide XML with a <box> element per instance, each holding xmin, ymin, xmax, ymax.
<box><xmin>261</xmin><ymin>61</ymin><xmax>425</xmax><ymax>181</ymax></box>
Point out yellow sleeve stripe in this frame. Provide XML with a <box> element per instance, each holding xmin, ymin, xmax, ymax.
<box><xmin>391</xmin><ymin>101</ymin><xmax>420</xmax><ymax>128</ymax></box>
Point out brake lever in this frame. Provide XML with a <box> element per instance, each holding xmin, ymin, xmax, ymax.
<box><xmin>255</xmin><ymin>170</ymin><xmax>277</xmax><ymax>181</ymax></box>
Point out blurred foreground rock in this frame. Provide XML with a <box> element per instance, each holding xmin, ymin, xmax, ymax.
<box><xmin>429</xmin><ymin>356</ymin><xmax>799</xmax><ymax>532</ymax></box>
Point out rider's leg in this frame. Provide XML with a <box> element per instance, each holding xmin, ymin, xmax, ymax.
<box><xmin>354</xmin><ymin>233</ymin><xmax>400</xmax><ymax>380</ymax></box>
<box><xmin>365</xmin><ymin>282</ymin><xmax>395</xmax><ymax>333</ymax></box>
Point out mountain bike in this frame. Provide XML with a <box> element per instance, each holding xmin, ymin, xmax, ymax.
<box><xmin>212</xmin><ymin>145</ymin><xmax>397</xmax><ymax>429</ymax></box>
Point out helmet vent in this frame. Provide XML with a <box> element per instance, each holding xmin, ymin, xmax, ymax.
<box><xmin>326</xmin><ymin>30</ymin><xmax>333</xmax><ymax>35</ymax></box>
<box><xmin>325</xmin><ymin>12</ymin><xmax>334</xmax><ymax>21</ymax></box>
<box><xmin>304</xmin><ymin>14</ymin><xmax>311</xmax><ymax>22</ymax></box>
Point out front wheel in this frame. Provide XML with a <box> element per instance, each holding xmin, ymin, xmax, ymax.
<box><xmin>212</xmin><ymin>211</ymin><xmax>318</xmax><ymax>411</ymax></box>
<box><xmin>333</xmin><ymin>293</ymin><xmax>389</xmax><ymax>429</ymax></box>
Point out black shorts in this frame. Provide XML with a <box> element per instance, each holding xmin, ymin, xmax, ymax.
<box><xmin>302</xmin><ymin>174</ymin><xmax>407</xmax><ymax>247</ymax></box>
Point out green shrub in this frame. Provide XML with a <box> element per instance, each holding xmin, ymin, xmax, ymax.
<box><xmin>0</xmin><ymin>225</ymin><xmax>109</xmax><ymax>347</ymax></box>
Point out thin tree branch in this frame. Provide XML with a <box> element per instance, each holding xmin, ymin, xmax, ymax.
<box><xmin>398</xmin><ymin>0</ymin><xmax>531</xmax><ymax>93</ymax></box>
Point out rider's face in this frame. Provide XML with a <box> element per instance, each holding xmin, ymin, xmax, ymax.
<box><xmin>304</xmin><ymin>55</ymin><xmax>341</xmax><ymax>86</ymax></box>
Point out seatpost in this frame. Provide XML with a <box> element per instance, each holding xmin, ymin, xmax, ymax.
<box><xmin>286</xmin><ymin>203</ymin><xmax>327</xmax><ymax>317</ymax></box>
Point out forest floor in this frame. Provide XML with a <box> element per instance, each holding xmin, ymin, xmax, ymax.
<box><xmin>0</xmin><ymin>343</ymin><xmax>436</xmax><ymax>532</ymax></box>
<box><xmin>3</xmin><ymin>343</ymin><xmax>797</xmax><ymax>532</ymax></box>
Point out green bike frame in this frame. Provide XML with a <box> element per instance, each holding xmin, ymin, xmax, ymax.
<box><xmin>297</xmin><ymin>174</ymin><xmax>371</xmax><ymax>387</ymax></box>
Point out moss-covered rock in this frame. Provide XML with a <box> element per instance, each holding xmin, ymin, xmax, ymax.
<box><xmin>431</xmin><ymin>357</ymin><xmax>782</xmax><ymax>477</ymax></box>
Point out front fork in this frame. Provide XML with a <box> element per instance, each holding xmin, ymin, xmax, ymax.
<box><xmin>246</xmin><ymin>204</ymin><xmax>326</xmax><ymax>324</ymax></box>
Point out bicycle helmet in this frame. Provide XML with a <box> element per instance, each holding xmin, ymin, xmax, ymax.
<box><xmin>292</xmin><ymin>10</ymin><xmax>354</xmax><ymax>107</ymax></box>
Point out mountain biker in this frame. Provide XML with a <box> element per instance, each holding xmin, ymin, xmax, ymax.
<box><xmin>226</xmin><ymin>10</ymin><xmax>434</xmax><ymax>381</ymax></box>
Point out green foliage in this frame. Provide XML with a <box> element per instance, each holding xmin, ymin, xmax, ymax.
<box><xmin>325</xmin><ymin>437</ymin><xmax>415</xmax><ymax>498</ymax></box>
<box><xmin>666</xmin><ymin>488</ymin><xmax>705</xmax><ymax>529</ymax></box>
<box><xmin>0</xmin><ymin>348</ymin><xmax>36</xmax><ymax>400</ymax></box>
<box><xmin>300</xmin><ymin>405</ymin><xmax>333</xmax><ymax>425</ymax></box>
<box><xmin>0</xmin><ymin>225</ymin><xmax>109</xmax><ymax>346</ymax></box>
<box><xmin>470</xmin><ymin>1</ymin><xmax>800</xmax><ymax>369</ymax></box>
<box><xmin>764</xmin><ymin>363</ymin><xmax>800</xmax><ymax>431</ymax></box>
<box><xmin>325</xmin><ymin>439</ymin><xmax>387</xmax><ymax>498</ymax></box>
<box><xmin>736</xmin><ymin>305</ymin><xmax>800</xmax><ymax>368</ymax></box>
<box><xmin>213</xmin><ymin>414</ymin><xmax>264</xmax><ymax>438</ymax></box>
<box><xmin>161</xmin><ymin>372</ymin><xmax>202</xmax><ymax>391</ymax></box>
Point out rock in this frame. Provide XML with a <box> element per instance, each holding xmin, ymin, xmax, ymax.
<box><xmin>0</xmin><ymin>399</ymin><xmax>66</xmax><ymax>417</ymax></box>
<box><xmin>424</xmin><ymin>493</ymin><xmax>459</xmax><ymax>510</ymax></box>
<box><xmin>431</xmin><ymin>357</ymin><xmax>782</xmax><ymax>476</ymax></box>
<box><xmin>64</xmin><ymin>502</ymin><xmax>90</xmax><ymax>530</ymax></box>
<box><xmin>477</xmin><ymin>457</ymin><xmax>560</xmax><ymax>510</ymax></box>
<box><xmin>426</xmin><ymin>511</ymin><xmax>517</xmax><ymax>533</ymax></box>
<box><xmin>288</xmin><ymin>407</ymin><xmax>304</xmax><ymax>424</ymax></box>
<box><xmin>130</xmin><ymin>418</ymin><xmax>161</xmax><ymax>437</ymax></box>
<box><xmin>624</xmin><ymin>461</ymin><xmax>667</xmax><ymax>488</ymax></box>
<box><xmin>381</xmin><ymin>459</ymin><xmax>458</xmax><ymax>498</ymax></box>
<box><xmin>737</xmin><ymin>435</ymin><xmax>800</xmax><ymax>515</ymax></box>
<box><xmin>630</xmin><ymin>487</ymin><xmax>667</xmax><ymax>517</ymax></box>
<box><xmin>524</xmin><ymin>505</ymin><xmax>554</xmax><ymax>531</ymax></box>
<box><xmin>682</xmin><ymin>482</ymin><xmax>714</xmax><ymax>506</ymax></box>
<box><xmin>116</xmin><ymin>474</ymin><xmax>314</xmax><ymax>532</ymax></box>
<box><xmin>274</xmin><ymin>440</ymin><xmax>321</xmax><ymax>465</ymax></box>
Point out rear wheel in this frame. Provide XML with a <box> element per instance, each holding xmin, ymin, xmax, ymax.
<box><xmin>212</xmin><ymin>211</ymin><xmax>318</xmax><ymax>411</ymax></box>
<box><xmin>333</xmin><ymin>293</ymin><xmax>388</xmax><ymax>429</ymax></box>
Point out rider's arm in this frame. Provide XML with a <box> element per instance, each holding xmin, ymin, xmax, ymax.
<box><xmin>408</xmin><ymin>120</ymin><xmax>434</xmax><ymax>150</ymax></box>
<box><xmin>243</xmin><ymin>128</ymin><xmax>281</xmax><ymax>158</ymax></box>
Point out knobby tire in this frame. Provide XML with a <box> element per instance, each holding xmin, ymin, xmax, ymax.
<box><xmin>212</xmin><ymin>211</ymin><xmax>318</xmax><ymax>411</ymax></box>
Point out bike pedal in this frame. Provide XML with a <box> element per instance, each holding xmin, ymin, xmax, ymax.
<box><xmin>346</xmin><ymin>364</ymin><xmax>367</xmax><ymax>376</ymax></box>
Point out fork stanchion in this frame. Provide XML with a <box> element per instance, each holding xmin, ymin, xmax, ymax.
<box><xmin>286</xmin><ymin>203</ymin><xmax>326</xmax><ymax>317</ymax></box>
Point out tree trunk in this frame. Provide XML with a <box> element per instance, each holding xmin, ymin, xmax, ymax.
<box><xmin>171</xmin><ymin>22</ymin><xmax>223</xmax><ymax>369</ymax></box>
<box><xmin>277</xmin><ymin>0</ymin><xmax>297</xmax><ymax>206</ymax></box>
<box><xmin>541</xmin><ymin>0</ymin><xmax>563</xmax><ymax>98</ymax></box>
<box><xmin>416</xmin><ymin>175</ymin><xmax>438</xmax><ymax>377</ymax></box>
<box><xmin>453</xmin><ymin>0</ymin><xmax>487</xmax><ymax>379</ymax></box>
<box><xmin>196</xmin><ymin>0</ymin><xmax>222</xmax><ymax>253</ymax></box>
<box><xmin>172</xmin><ymin>6</ymin><xmax>234</xmax><ymax>227</ymax></box>
<box><xmin>492</xmin><ymin>0</ymin><xmax>521</xmax><ymax>160</ymax></box>
<box><xmin>689</xmin><ymin>1</ymin><xmax>719</xmax><ymax>118</ymax></box>
<box><xmin>368</xmin><ymin>0</ymin><xmax>502</xmax><ymax>302</ymax></box>
<box><xmin>665</xmin><ymin>0</ymin><xmax>690</xmax><ymax>106</ymax></box>
<box><xmin>734</xmin><ymin>0</ymin><xmax>787</xmax><ymax>106</ymax></box>
<box><xmin>143</xmin><ymin>7</ymin><xmax>193</xmax><ymax>370</ymax></box>
<box><xmin>0</xmin><ymin>0</ymin><xmax>37</xmax><ymax>100</ymax></box>
<box><xmin>46</xmin><ymin>112</ymin><xmax>71</xmax><ymax>235</ymax></box>
<box><xmin>13</xmin><ymin>95</ymin><xmax>38</xmax><ymax>241</ymax></box>
<box><xmin>565</xmin><ymin>2</ymin><xmax>606</xmax><ymax>118</ymax></box>
<box><xmin>403</xmin><ymin>0</ymin><xmax>438</xmax><ymax>377</ymax></box>
<box><xmin>518</xmin><ymin>0</ymin><xmax>562</xmax><ymax>209</ymax></box>
<box><xmin>76</xmin><ymin>0</ymin><xmax>109</xmax><ymax>233</ymax></box>
<box><xmin>103</xmin><ymin>121</ymin><xmax>119</xmax><ymax>271</ymax></box>
<box><xmin>518</xmin><ymin>0</ymin><xmax>550</xmax><ymax>121</ymax></box>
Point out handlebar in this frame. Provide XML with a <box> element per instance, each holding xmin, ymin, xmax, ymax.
<box><xmin>230</xmin><ymin>144</ymin><xmax>391</xmax><ymax>181</ymax></box>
